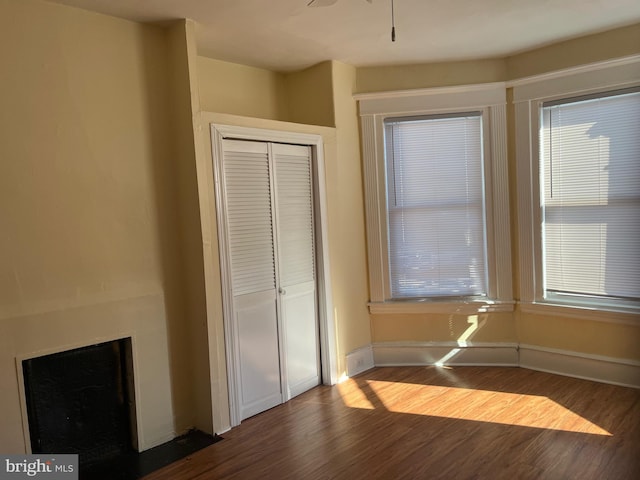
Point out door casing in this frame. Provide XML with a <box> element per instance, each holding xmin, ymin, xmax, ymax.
<box><xmin>210</xmin><ymin>124</ymin><xmax>338</xmax><ymax>427</ymax></box>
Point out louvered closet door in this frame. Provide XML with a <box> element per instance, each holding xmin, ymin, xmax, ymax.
<box><xmin>222</xmin><ymin>139</ymin><xmax>282</xmax><ymax>420</ymax></box>
<box><xmin>272</xmin><ymin>143</ymin><xmax>319</xmax><ymax>399</ymax></box>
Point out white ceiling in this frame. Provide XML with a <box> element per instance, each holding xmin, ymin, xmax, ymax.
<box><xmin>48</xmin><ymin>0</ymin><xmax>640</xmax><ymax>72</ymax></box>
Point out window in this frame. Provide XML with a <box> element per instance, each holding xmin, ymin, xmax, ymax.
<box><xmin>514</xmin><ymin>56</ymin><xmax>640</xmax><ymax>318</ymax></box>
<box><xmin>540</xmin><ymin>90</ymin><xmax>640</xmax><ymax>308</ymax></box>
<box><xmin>385</xmin><ymin>113</ymin><xmax>487</xmax><ymax>298</ymax></box>
<box><xmin>357</xmin><ymin>84</ymin><xmax>513</xmax><ymax>314</ymax></box>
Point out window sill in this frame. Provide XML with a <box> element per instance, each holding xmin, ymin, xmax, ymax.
<box><xmin>519</xmin><ymin>301</ymin><xmax>640</xmax><ymax>326</ymax></box>
<box><xmin>368</xmin><ymin>299</ymin><xmax>515</xmax><ymax>315</ymax></box>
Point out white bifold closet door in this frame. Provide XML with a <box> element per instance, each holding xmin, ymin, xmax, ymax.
<box><xmin>221</xmin><ymin>139</ymin><xmax>319</xmax><ymax>421</ymax></box>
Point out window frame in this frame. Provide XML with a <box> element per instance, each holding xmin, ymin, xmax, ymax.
<box><xmin>512</xmin><ymin>55</ymin><xmax>640</xmax><ymax>322</ymax></box>
<box><xmin>356</xmin><ymin>83</ymin><xmax>513</xmax><ymax>314</ymax></box>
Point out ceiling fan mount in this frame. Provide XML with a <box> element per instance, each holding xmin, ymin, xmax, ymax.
<box><xmin>307</xmin><ymin>0</ymin><xmax>397</xmax><ymax>43</ymax></box>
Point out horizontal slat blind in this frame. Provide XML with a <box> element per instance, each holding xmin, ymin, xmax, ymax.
<box><xmin>223</xmin><ymin>140</ymin><xmax>276</xmax><ymax>296</ymax></box>
<box><xmin>385</xmin><ymin>114</ymin><xmax>487</xmax><ymax>298</ymax></box>
<box><xmin>541</xmin><ymin>91</ymin><xmax>640</xmax><ymax>300</ymax></box>
<box><xmin>273</xmin><ymin>144</ymin><xmax>315</xmax><ymax>287</ymax></box>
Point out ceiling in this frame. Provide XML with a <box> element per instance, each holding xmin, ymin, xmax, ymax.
<box><xmin>48</xmin><ymin>0</ymin><xmax>640</xmax><ymax>72</ymax></box>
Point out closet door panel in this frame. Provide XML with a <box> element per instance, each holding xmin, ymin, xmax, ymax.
<box><xmin>279</xmin><ymin>280</ymin><xmax>318</xmax><ymax>398</ymax></box>
<box><xmin>222</xmin><ymin>139</ymin><xmax>282</xmax><ymax>420</ymax></box>
<box><xmin>273</xmin><ymin>143</ymin><xmax>320</xmax><ymax>398</ymax></box>
<box><xmin>234</xmin><ymin>291</ymin><xmax>281</xmax><ymax>420</ymax></box>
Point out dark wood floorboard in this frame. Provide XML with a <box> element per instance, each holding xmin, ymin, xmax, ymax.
<box><xmin>143</xmin><ymin>367</ymin><xmax>640</xmax><ymax>479</ymax></box>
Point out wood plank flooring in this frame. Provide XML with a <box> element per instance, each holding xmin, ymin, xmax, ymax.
<box><xmin>143</xmin><ymin>367</ymin><xmax>640</xmax><ymax>480</ymax></box>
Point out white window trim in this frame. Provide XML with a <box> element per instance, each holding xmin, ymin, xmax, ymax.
<box><xmin>512</xmin><ymin>54</ymin><xmax>640</xmax><ymax>321</ymax></box>
<box><xmin>356</xmin><ymin>83</ymin><xmax>513</xmax><ymax>314</ymax></box>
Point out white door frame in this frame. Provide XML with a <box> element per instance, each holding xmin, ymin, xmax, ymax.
<box><xmin>210</xmin><ymin>124</ymin><xmax>338</xmax><ymax>427</ymax></box>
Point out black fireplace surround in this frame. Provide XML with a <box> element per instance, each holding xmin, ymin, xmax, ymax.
<box><xmin>21</xmin><ymin>338</ymin><xmax>221</xmax><ymax>479</ymax></box>
<box><xmin>23</xmin><ymin>339</ymin><xmax>136</xmax><ymax>468</ymax></box>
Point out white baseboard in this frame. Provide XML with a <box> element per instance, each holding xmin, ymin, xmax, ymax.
<box><xmin>519</xmin><ymin>344</ymin><xmax>640</xmax><ymax>389</ymax></box>
<box><xmin>346</xmin><ymin>345</ymin><xmax>375</xmax><ymax>377</ymax></box>
<box><xmin>372</xmin><ymin>342</ymin><xmax>519</xmax><ymax>367</ymax></box>
<box><xmin>365</xmin><ymin>341</ymin><xmax>639</xmax><ymax>389</ymax></box>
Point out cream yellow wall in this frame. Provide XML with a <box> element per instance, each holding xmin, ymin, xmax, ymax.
<box><xmin>284</xmin><ymin>61</ymin><xmax>335</xmax><ymax>127</ymax></box>
<box><xmin>197</xmin><ymin>56</ymin><xmax>289</xmax><ymax>121</ymax></box>
<box><xmin>197</xmin><ymin>56</ymin><xmax>339</xmax><ymax>128</ymax></box>
<box><xmin>371</xmin><ymin>313</ymin><xmax>517</xmax><ymax>344</ymax></box>
<box><xmin>328</xmin><ymin>62</ymin><xmax>372</xmax><ymax>359</ymax></box>
<box><xmin>356</xmin><ymin>58</ymin><xmax>507</xmax><ymax>93</ymax></box>
<box><xmin>0</xmin><ymin>0</ymin><xmax>189</xmax><ymax>452</ymax></box>
<box><xmin>506</xmin><ymin>23</ymin><xmax>640</xmax><ymax>79</ymax></box>
<box><xmin>196</xmin><ymin>57</ymin><xmax>337</xmax><ymax>127</ymax></box>
<box><xmin>517</xmin><ymin>312</ymin><xmax>639</xmax><ymax>360</ymax></box>
<box><xmin>166</xmin><ymin>21</ymin><xmax>213</xmax><ymax>434</ymax></box>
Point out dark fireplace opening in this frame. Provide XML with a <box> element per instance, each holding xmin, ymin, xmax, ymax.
<box><xmin>22</xmin><ymin>338</ymin><xmax>137</xmax><ymax>469</ymax></box>
<box><xmin>22</xmin><ymin>338</ymin><xmax>223</xmax><ymax>479</ymax></box>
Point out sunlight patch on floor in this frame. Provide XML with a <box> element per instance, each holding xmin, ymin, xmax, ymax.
<box><xmin>339</xmin><ymin>379</ymin><xmax>612</xmax><ymax>436</ymax></box>
<box><xmin>337</xmin><ymin>381</ymin><xmax>376</xmax><ymax>409</ymax></box>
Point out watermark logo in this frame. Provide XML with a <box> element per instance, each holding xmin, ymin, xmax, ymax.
<box><xmin>0</xmin><ymin>455</ymin><xmax>77</xmax><ymax>480</ymax></box>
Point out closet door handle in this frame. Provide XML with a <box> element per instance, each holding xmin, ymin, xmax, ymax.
<box><xmin>278</xmin><ymin>287</ymin><xmax>286</xmax><ymax>295</ymax></box>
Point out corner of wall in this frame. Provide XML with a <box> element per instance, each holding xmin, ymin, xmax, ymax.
<box><xmin>165</xmin><ymin>19</ymin><xmax>213</xmax><ymax>434</ymax></box>
<box><xmin>283</xmin><ymin>61</ymin><xmax>336</xmax><ymax>127</ymax></box>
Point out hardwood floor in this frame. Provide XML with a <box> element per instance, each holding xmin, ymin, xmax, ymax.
<box><xmin>143</xmin><ymin>367</ymin><xmax>640</xmax><ymax>479</ymax></box>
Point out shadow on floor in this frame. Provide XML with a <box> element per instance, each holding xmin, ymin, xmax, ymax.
<box><xmin>81</xmin><ymin>430</ymin><xmax>223</xmax><ymax>480</ymax></box>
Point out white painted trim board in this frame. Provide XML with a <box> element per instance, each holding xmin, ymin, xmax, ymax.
<box><xmin>350</xmin><ymin>342</ymin><xmax>640</xmax><ymax>389</ymax></box>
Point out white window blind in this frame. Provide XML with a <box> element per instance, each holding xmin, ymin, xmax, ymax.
<box><xmin>540</xmin><ymin>90</ymin><xmax>640</xmax><ymax>303</ymax></box>
<box><xmin>385</xmin><ymin>113</ymin><xmax>487</xmax><ymax>298</ymax></box>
